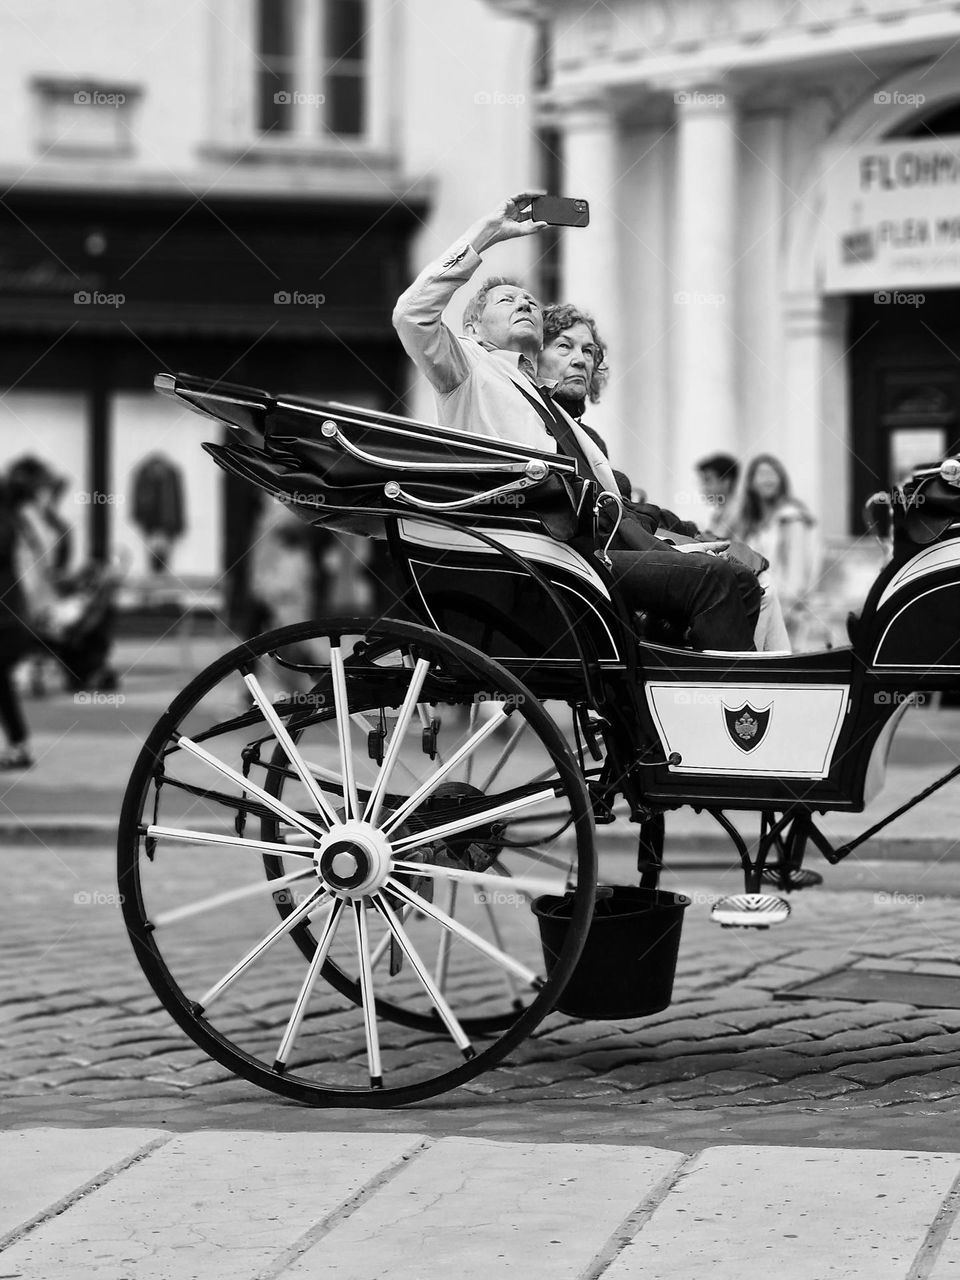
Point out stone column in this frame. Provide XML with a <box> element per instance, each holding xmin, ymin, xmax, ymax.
<box><xmin>670</xmin><ymin>86</ymin><xmax>739</xmax><ymax>506</ymax></box>
<box><xmin>781</xmin><ymin>291</ymin><xmax>848</xmax><ymax>532</ymax></box>
<box><xmin>555</xmin><ymin>94</ymin><xmax>625</xmax><ymax>462</ymax></box>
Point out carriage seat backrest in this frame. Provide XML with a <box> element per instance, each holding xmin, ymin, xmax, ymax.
<box><xmin>391</xmin><ymin>518</ymin><xmax>624</xmax><ymax>664</ymax></box>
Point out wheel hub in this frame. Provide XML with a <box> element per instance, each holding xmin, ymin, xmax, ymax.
<box><xmin>314</xmin><ymin>820</ymin><xmax>393</xmax><ymax>898</ymax></box>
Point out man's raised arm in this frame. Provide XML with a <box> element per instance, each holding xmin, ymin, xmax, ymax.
<box><xmin>392</xmin><ymin>193</ymin><xmax>547</xmax><ymax>396</ymax></box>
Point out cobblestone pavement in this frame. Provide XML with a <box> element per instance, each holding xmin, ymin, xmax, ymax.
<box><xmin>5</xmin><ymin>836</ymin><xmax>960</xmax><ymax>1149</ymax></box>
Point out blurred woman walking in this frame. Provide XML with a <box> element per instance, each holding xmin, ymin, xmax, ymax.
<box><xmin>737</xmin><ymin>454</ymin><xmax>821</xmax><ymax>649</ymax></box>
<box><xmin>0</xmin><ymin>475</ymin><xmax>35</xmax><ymax>768</ymax></box>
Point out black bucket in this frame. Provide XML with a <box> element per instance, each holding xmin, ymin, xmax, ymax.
<box><xmin>532</xmin><ymin>885</ymin><xmax>690</xmax><ymax>1020</ymax></box>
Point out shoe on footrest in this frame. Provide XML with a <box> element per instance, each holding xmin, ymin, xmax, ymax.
<box><xmin>710</xmin><ymin>893</ymin><xmax>790</xmax><ymax>928</ymax></box>
<box><xmin>760</xmin><ymin>866</ymin><xmax>823</xmax><ymax>891</ymax></box>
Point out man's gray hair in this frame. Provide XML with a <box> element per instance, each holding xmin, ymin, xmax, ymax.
<box><xmin>462</xmin><ymin>276</ymin><xmax>527</xmax><ymax>332</ymax></box>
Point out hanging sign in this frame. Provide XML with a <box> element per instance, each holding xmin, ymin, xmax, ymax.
<box><xmin>823</xmin><ymin>136</ymin><xmax>960</xmax><ymax>293</ymax></box>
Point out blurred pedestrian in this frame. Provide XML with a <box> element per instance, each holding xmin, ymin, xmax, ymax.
<box><xmin>737</xmin><ymin>454</ymin><xmax>820</xmax><ymax>647</ymax></box>
<box><xmin>7</xmin><ymin>457</ymin><xmax>72</xmax><ymax>694</ymax></box>
<box><xmin>0</xmin><ymin>475</ymin><xmax>35</xmax><ymax>768</ymax></box>
<box><xmin>696</xmin><ymin>453</ymin><xmax>740</xmax><ymax>540</ymax></box>
<box><xmin>246</xmin><ymin>497</ymin><xmax>326</xmax><ymax>699</ymax></box>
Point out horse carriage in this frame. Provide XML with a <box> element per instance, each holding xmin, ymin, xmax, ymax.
<box><xmin>117</xmin><ymin>372</ymin><xmax>960</xmax><ymax>1107</ymax></box>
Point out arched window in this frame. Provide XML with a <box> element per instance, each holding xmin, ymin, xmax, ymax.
<box><xmin>256</xmin><ymin>0</ymin><xmax>367</xmax><ymax>139</ymax></box>
<box><xmin>886</xmin><ymin>101</ymin><xmax>960</xmax><ymax>139</ymax></box>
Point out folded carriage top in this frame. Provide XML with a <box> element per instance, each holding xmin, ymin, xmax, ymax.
<box><xmin>156</xmin><ymin>371</ymin><xmax>589</xmax><ymax>540</ymax></box>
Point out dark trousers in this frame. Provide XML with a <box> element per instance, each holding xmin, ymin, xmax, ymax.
<box><xmin>0</xmin><ymin>659</ymin><xmax>27</xmax><ymax>746</ymax></box>
<box><xmin>606</xmin><ymin>548</ymin><xmax>760</xmax><ymax>652</ymax></box>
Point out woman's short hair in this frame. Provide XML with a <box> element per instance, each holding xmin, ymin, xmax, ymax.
<box><xmin>541</xmin><ymin>304</ymin><xmax>609</xmax><ymax>403</ymax></box>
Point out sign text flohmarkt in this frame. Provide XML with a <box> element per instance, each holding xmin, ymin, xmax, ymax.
<box><xmin>824</xmin><ymin>137</ymin><xmax>960</xmax><ymax>292</ymax></box>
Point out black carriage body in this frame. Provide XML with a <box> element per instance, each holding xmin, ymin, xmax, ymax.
<box><xmin>156</xmin><ymin>372</ymin><xmax>960</xmax><ymax>819</ymax></box>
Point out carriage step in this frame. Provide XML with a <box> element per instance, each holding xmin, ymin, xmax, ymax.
<box><xmin>710</xmin><ymin>893</ymin><xmax>791</xmax><ymax>928</ymax></box>
<box><xmin>760</xmin><ymin>866</ymin><xmax>824</xmax><ymax>891</ymax></box>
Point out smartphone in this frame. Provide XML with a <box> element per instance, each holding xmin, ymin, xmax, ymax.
<box><xmin>531</xmin><ymin>196</ymin><xmax>590</xmax><ymax>228</ymax></box>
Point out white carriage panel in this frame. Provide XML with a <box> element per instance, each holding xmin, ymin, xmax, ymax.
<box><xmin>398</xmin><ymin>518</ymin><xmax>612</xmax><ymax>598</ymax></box>
<box><xmin>877</xmin><ymin>541</ymin><xmax>960</xmax><ymax>612</ymax></box>
<box><xmin>645</xmin><ymin>682</ymin><xmax>850</xmax><ymax>778</ymax></box>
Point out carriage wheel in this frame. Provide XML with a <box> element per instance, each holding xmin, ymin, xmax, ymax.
<box><xmin>118</xmin><ymin>617</ymin><xmax>597</xmax><ymax>1108</ymax></box>
<box><xmin>259</xmin><ymin>647</ymin><xmax>591</xmax><ymax>1036</ymax></box>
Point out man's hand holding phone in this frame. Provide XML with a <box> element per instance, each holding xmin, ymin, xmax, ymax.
<box><xmin>467</xmin><ymin>194</ymin><xmax>591</xmax><ymax>252</ymax></box>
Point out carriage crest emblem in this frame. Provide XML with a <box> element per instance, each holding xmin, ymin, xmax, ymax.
<box><xmin>723</xmin><ymin>702</ymin><xmax>771</xmax><ymax>753</ymax></box>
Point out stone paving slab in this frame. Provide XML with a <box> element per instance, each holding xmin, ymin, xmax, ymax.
<box><xmin>285</xmin><ymin>1137</ymin><xmax>684</xmax><ymax>1279</ymax></box>
<box><xmin>606</xmin><ymin>1145</ymin><xmax>960</xmax><ymax>1280</ymax></box>
<box><xmin>0</xmin><ymin>1130</ymin><xmax>424</xmax><ymax>1279</ymax></box>
<box><xmin>4</xmin><ymin>1132</ymin><xmax>960</xmax><ymax>1278</ymax></box>
<box><xmin>0</xmin><ymin>1128</ymin><xmax>167</xmax><ymax>1245</ymax></box>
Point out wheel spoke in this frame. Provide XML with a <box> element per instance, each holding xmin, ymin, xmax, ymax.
<box><xmin>353</xmin><ymin>900</ymin><xmax>383</xmax><ymax>1088</ymax></box>
<box><xmin>243</xmin><ymin>672</ymin><xmax>338</xmax><ymax>828</ymax></box>
<box><xmin>434</xmin><ymin>880</ymin><xmax>458</xmax><ymax>992</ymax></box>
<box><xmin>477</xmin><ymin>716</ymin><xmax>528</xmax><ymax>791</ymax></box>
<box><xmin>146</xmin><ymin>824</ymin><xmax>316</xmax><ymax>861</ymax></box>
<box><xmin>464</xmin><ymin>702</ymin><xmax>480</xmax><ymax>786</ymax></box>
<box><xmin>391</xmin><ymin>787</ymin><xmax>557</xmax><ymax>855</ymax></box>
<box><xmin>176</xmin><ymin>737</ymin><xmax>327</xmax><ymax>843</ymax></box>
<box><xmin>196</xmin><ymin>886</ymin><xmax>328</xmax><ymax>1012</ymax></box>
<box><xmin>274</xmin><ymin>897</ymin><xmax>346</xmax><ymax>1071</ymax></box>
<box><xmin>347</xmin><ymin>714</ymin><xmax>423</xmax><ymax>786</ymax></box>
<box><xmin>370</xmin><ymin>902</ymin><xmax>415</xmax><ymax>970</ymax></box>
<box><xmin>393</xmin><ymin>859</ymin><xmax>566</xmax><ymax>900</ymax></box>
<box><xmin>330</xmin><ymin>643</ymin><xmax>360</xmax><ymax>820</ymax></box>
<box><xmin>482</xmin><ymin>895</ymin><xmax>524</xmax><ymax>1008</ymax></box>
<box><xmin>385</xmin><ymin>876</ymin><xmax>543</xmax><ymax>988</ymax></box>
<box><xmin>153</xmin><ymin>867</ymin><xmax>315</xmax><ymax>927</ymax></box>
<box><xmin>382</xmin><ymin>704</ymin><xmax>510</xmax><ymax>836</ymax></box>
<box><xmin>364</xmin><ymin>657</ymin><xmax>431</xmax><ymax>827</ymax></box>
<box><xmin>373</xmin><ymin>893</ymin><xmax>473</xmax><ymax>1055</ymax></box>
<box><xmin>404</xmin><ymin>651</ymin><xmax>447</xmax><ymax>767</ymax></box>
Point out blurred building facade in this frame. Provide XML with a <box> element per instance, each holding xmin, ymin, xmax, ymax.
<box><xmin>0</xmin><ymin>0</ymin><xmax>538</xmax><ymax>589</ymax></box>
<box><xmin>492</xmin><ymin>0</ymin><xmax>960</xmax><ymax>538</ymax></box>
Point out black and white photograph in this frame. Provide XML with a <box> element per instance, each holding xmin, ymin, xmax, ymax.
<box><xmin>4</xmin><ymin>1</ymin><xmax>960</xmax><ymax>1275</ymax></box>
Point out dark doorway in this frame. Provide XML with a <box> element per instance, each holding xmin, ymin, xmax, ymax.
<box><xmin>848</xmin><ymin>289</ymin><xmax>960</xmax><ymax>529</ymax></box>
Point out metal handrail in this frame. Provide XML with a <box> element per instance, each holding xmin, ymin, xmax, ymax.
<box><xmin>319</xmin><ymin>419</ymin><xmax>568</xmax><ymax>477</ymax></box>
<box><xmin>383</xmin><ymin>478</ymin><xmax>534</xmax><ymax>511</ymax></box>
